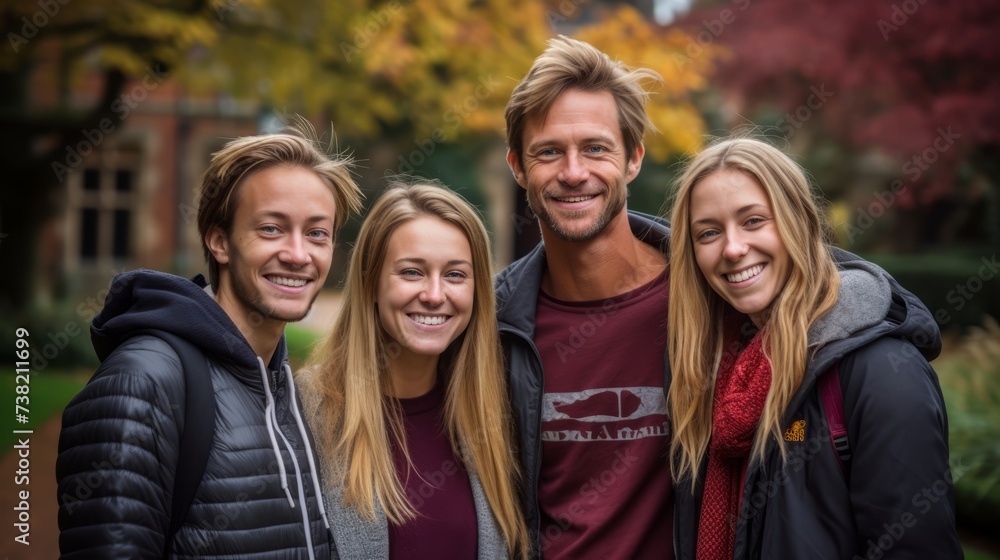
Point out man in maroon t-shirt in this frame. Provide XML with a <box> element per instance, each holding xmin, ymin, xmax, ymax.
<box><xmin>496</xmin><ymin>35</ymin><xmax>673</xmax><ymax>559</ymax></box>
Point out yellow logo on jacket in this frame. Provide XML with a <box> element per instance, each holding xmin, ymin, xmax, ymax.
<box><xmin>784</xmin><ymin>420</ymin><xmax>805</xmax><ymax>442</ymax></box>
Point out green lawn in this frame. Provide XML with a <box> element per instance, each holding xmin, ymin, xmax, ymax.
<box><xmin>1</xmin><ymin>369</ymin><xmax>87</xmax><ymax>452</ymax></box>
<box><xmin>966</xmin><ymin>547</ymin><xmax>1000</xmax><ymax>560</ymax></box>
<box><xmin>0</xmin><ymin>327</ymin><xmax>323</xmax><ymax>457</ymax></box>
<box><xmin>285</xmin><ymin>323</ymin><xmax>324</xmax><ymax>368</ymax></box>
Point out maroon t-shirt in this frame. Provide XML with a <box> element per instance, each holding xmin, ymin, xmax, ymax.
<box><xmin>389</xmin><ymin>382</ymin><xmax>478</xmax><ymax>560</ymax></box>
<box><xmin>535</xmin><ymin>271</ymin><xmax>673</xmax><ymax>559</ymax></box>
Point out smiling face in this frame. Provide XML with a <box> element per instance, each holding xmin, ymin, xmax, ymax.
<box><xmin>208</xmin><ymin>164</ymin><xmax>337</xmax><ymax>332</ymax></box>
<box><xmin>689</xmin><ymin>169</ymin><xmax>791</xmax><ymax>327</ymax></box>
<box><xmin>376</xmin><ymin>215</ymin><xmax>475</xmax><ymax>366</ymax></box>
<box><xmin>508</xmin><ymin>88</ymin><xmax>642</xmax><ymax>242</ymax></box>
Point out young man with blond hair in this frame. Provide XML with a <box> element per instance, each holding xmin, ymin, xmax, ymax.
<box><xmin>57</xmin><ymin>123</ymin><xmax>362</xmax><ymax>559</ymax></box>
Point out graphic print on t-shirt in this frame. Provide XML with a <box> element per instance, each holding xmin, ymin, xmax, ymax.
<box><xmin>533</xmin><ymin>270</ymin><xmax>673</xmax><ymax>559</ymax></box>
<box><xmin>541</xmin><ymin>387</ymin><xmax>668</xmax><ymax>442</ymax></box>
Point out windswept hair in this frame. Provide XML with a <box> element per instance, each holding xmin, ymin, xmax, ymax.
<box><xmin>300</xmin><ymin>180</ymin><xmax>529</xmax><ymax>558</ymax></box>
<box><xmin>666</xmin><ymin>137</ymin><xmax>840</xmax><ymax>488</ymax></box>
<box><xmin>197</xmin><ymin>117</ymin><xmax>363</xmax><ymax>290</ymax></box>
<box><xmin>504</xmin><ymin>34</ymin><xmax>662</xmax><ymax>164</ymax></box>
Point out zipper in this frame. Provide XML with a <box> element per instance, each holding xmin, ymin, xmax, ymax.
<box><xmin>499</xmin><ymin>326</ymin><xmax>545</xmax><ymax>556</ymax></box>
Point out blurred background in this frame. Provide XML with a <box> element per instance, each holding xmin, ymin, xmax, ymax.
<box><xmin>1</xmin><ymin>0</ymin><xmax>998</xmax><ymax>557</ymax></box>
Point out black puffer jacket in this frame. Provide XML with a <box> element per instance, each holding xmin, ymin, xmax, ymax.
<box><xmin>672</xmin><ymin>259</ymin><xmax>962</xmax><ymax>559</ymax></box>
<box><xmin>57</xmin><ymin>270</ymin><xmax>330</xmax><ymax>559</ymax></box>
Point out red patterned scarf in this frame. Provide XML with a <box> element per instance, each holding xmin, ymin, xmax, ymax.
<box><xmin>696</xmin><ymin>316</ymin><xmax>771</xmax><ymax>560</ymax></box>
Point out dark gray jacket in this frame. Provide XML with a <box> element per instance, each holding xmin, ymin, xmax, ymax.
<box><xmin>57</xmin><ymin>270</ymin><xmax>330</xmax><ymax>559</ymax></box>
<box><xmin>494</xmin><ymin>211</ymin><xmax>671</xmax><ymax>553</ymax></box>
<box><xmin>671</xmin><ymin>258</ymin><xmax>962</xmax><ymax>559</ymax></box>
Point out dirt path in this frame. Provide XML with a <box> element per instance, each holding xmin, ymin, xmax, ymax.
<box><xmin>0</xmin><ymin>415</ymin><xmax>61</xmax><ymax>559</ymax></box>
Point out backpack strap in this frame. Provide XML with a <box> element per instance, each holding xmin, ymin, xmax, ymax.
<box><xmin>136</xmin><ymin>330</ymin><xmax>216</xmax><ymax>556</ymax></box>
<box><xmin>819</xmin><ymin>360</ymin><xmax>851</xmax><ymax>474</ymax></box>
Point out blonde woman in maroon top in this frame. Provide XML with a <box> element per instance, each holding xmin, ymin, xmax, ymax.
<box><xmin>299</xmin><ymin>180</ymin><xmax>529</xmax><ymax>559</ymax></box>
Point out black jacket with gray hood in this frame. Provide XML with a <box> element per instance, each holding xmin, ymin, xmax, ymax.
<box><xmin>57</xmin><ymin>270</ymin><xmax>330</xmax><ymax>559</ymax></box>
<box><xmin>672</xmin><ymin>259</ymin><xmax>962</xmax><ymax>559</ymax></box>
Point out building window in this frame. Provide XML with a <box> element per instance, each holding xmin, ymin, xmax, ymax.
<box><xmin>71</xmin><ymin>143</ymin><xmax>140</xmax><ymax>265</ymax></box>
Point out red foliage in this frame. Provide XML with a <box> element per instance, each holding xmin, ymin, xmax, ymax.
<box><xmin>680</xmin><ymin>0</ymin><xmax>1000</xmax><ymax>204</ymax></box>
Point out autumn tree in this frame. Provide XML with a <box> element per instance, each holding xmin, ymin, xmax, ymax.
<box><xmin>681</xmin><ymin>0</ymin><xmax>1000</xmax><ymax>247</ymax></box>
<box><xmin>0</xmin><ymin>0</ymin><xmax>234</xmax><ymax>310</ymax></box>
<box><xmin>1</xmin><ymin>0</ymin><xmax>723</xmax><ymax>310</ymax></box>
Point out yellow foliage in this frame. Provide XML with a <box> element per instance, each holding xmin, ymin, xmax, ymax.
<box><xmin>14</xmin><ymin>0</ymin><xmax>721</xmax><ymax>165</ymax></box>
<box><xmin>576</xmin><ymin>5</ymin><xmax>728</xmax><ymax>161</ymax></box>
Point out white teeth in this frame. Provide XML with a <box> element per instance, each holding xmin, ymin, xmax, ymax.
<box><xmin>726</xmin><ymin>265</ymin><xmax>763</xmax><ymax>283</ymax></box>
<box><xmin>557</xmin><ymin>195</ymin><xmax>595</xmax><ymax>203</ymax></box>
<box><xmin>412</xmin><ymin>315</ymin><xmax>447</xmax><ymax>325</ymax></box>
<box><xmin>269</xmin><ymin>276</ymin><xmax>307</xmax><ymax>287</ymax></box>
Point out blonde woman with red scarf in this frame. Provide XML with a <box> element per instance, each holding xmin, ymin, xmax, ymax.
<box><xmin>666</xmin><ymin>137</ymin><xmax>961</xmax><ymax>560</ymax></box>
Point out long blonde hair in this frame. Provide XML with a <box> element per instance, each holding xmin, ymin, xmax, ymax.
<box><xmin>300</xmin><ymin>180</ymin><xmax>529</xmax><ymax>558</ymax></box>
<box><xmin>667</xmin><ymin>138</ymin><xmax>840</xmax><ymax>488</ymax></box>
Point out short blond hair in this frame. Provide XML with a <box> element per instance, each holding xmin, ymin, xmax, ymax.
<box><xmin>505</xmin><ymin>35</ymin><xmax>662</xmax><ymax>164</ymax></box>
<box><xmin>197</xmin><ymin>120</ymin><xmax>363</xmax><ymax>290</ymax></box>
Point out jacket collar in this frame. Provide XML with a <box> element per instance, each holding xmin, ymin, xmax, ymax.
<box><xmin>495</xmin><ymin>210</ymin><xmax>671</xmax><ymax>338</ymax></box>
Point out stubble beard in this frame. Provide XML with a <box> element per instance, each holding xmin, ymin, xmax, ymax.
<box><xmin>528</xmin><ymin>176</ymin><xmax>628</xmax><ymax>242</ymax></box>
<box><xmin>232</xmin><ymin>272</ymin><xmax>318</xmax><ymax>325</ymax></box>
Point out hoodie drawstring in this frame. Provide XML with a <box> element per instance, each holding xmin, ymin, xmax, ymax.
<box><xmin>257</xmin><ymin>357</ymin><xmax>318</xmax><ymax>560</ymax></box>
<box><xmin>284</xmin><ymin>363</ymin><xmax>331</xmax><ymax>530</ymax></box>
<box><xmin>257</xmin><ymin>357</ymin><xmax>294</xmax><ymax>507</ymax></box>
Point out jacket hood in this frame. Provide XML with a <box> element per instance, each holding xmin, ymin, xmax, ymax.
<box><xmin>495</xmin><ymin>210</ymin><xmax>671</xmax><ymax>336</ymax></box>
<box><xmin>789</xmin><ymin>248</ymin><xmax>942</xmax><ymax>409</ymax></box>
<box><xmin>91</xmin><ymin>269</ymin><xmax>287</xmax><ymax>372</ymax></box>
